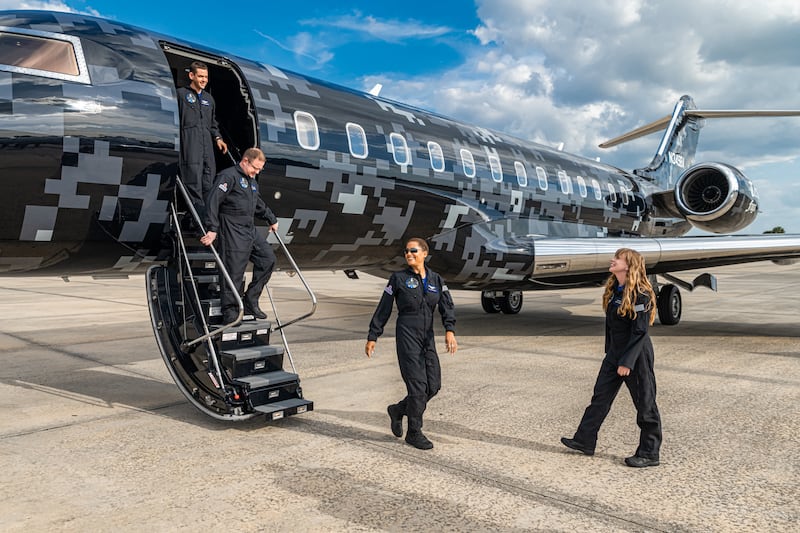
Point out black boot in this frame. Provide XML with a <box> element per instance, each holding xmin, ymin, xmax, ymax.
<box><xmin>387</xmin><ymin>404</ymin><xmax>403</xmax><ymax>438</ymax></box>
<box><xmin>244</xmin><ymin>298</ymin><xmax>267</xmax><ymax>320</ymax></box>
<box><xmin>405</xmin><ymin>431</ymin><xmax>433</xmax><ymax>450</ymax></box>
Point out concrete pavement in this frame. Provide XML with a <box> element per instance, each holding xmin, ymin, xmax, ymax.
<box><xmin>1</xmin><ymin>262</ymin><xmax>798</xmax><ymax>531</ymax></box>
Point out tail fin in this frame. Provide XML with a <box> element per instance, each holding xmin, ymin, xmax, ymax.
<box><xmin>600</xmin><ymin>95</ymin><xmax>800</xmax><ymax>190</ymax></box>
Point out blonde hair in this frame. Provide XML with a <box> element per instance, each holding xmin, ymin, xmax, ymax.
<box><xmin>601</xmin><ymin>248</ymin><xmax>657</xmax><ymax>325</ymax></box>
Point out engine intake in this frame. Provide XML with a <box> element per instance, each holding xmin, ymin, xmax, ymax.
<box><xmin>674</xmin><ymin>162</ymin><xmax>758</xmax><ymax>233</ymax></box>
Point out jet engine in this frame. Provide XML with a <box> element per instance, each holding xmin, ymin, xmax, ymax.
<box><xmin>674</xmin><ymin>162</ymin><xmax>758</xmax><ymax>233</ymax></box>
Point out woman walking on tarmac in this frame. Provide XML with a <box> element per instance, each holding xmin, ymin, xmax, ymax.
<box><xmin>561</xmin><ymin>247</ymin><xmax>662</xmax><ymax>467</ymax></box>
<box><xmin>365</xmin><ymin>237</ymin><xmax>457</xmax><ymax>450</ymax></box>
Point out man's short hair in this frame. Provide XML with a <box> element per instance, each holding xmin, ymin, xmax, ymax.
<box><xmin>189</xmin><ymin>61</ymin><xmax>208</xmax><ymax>74</ymax></box>
<box><xmin>243</xmin><ymin>147</ymin><xmax>265</xmax><ymax>162</ymax></box>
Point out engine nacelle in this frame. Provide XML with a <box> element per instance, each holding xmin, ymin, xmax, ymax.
<box><xmin>674</xmin><ymin>162</ymin><xmax>758</xmax><ymax>233</ymax></box>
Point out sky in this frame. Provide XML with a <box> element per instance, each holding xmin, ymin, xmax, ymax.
<box><xmin>5</xmin><ymin>0</ymin><xmax>800</xmax><ymax>233</ymax></box>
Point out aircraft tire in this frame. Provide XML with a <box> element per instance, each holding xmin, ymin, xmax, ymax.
<box><xmin>481</xmin><ymin>292</ymin><xmax>502</xmax><ymax>313</ymax></box>
<box><xmin>657</xmin><ymin>284</ymin><xmax>681</xmax><ymax>325</ymax></box>
<box><xmin>499</xmin><ymin>290</ymin><xmax>523</xmax><ymax>314</ymax></box>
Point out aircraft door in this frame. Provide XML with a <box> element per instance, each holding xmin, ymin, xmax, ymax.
<box><xmin>160</xmin><ymin>43</ymin><xmax>259</xmax><ymax>171</ymax></box>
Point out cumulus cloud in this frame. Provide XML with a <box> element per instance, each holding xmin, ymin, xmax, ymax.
<box><xmin>0</xmin><ymin>0</ymin><xmax>98</xmax><ymax>15</ymax></box>
<box><xmin>355</xmin><ymin>0</ymin><xmax>800</xmax><ymax>231</ymax></box>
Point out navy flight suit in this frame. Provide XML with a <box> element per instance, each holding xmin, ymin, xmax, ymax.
<box><xmin>177</xmin><ymin>86</ymin><xmax>222</xmax><ymax>211</ymax></box>
<box><xmin>204</xmin><ymin>164</ymin><xmax>277</xmax><ymax>320</ymax></box>
<box><xmin>368</xmin><ymin>267</ymin><xmax>456</xmax><ymax>434</ymax></box>
<box><xmin>573</xmin><ymin>285</ymin><xmax>662</xmax><ymax>459</ymax></box>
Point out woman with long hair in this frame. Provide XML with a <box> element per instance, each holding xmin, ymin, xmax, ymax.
<box><xmin>561</xmin><ymin>248</ymin><xmax>662</xmax><ymax>467</ymax></box>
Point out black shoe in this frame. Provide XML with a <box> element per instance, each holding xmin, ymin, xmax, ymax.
<box><xmin>387</xmin><ymin>404</ymin><xmax>403</xmax><ymax>437</ymax></box>
<box><xmin>560</xmin><ymin>437</ymin><xmax>595</xmax><ymax>456</ymax></box>
<box><xmin>244</xmin><ymin>299</ymin><xmax>267</xmax><ymax>320</ymax></box>
<box><xmin>222</xmin><ymin>311</ymin><xmax>239</xmax><ymax>324</ymax></box>
<box><xmin>405</xmin><ymin>431</ymin><xmax>433</xmax><ymax>450</ymax></box>
<box><xmin>625</xmin><ymin>455</ymin><xmax>659</xmax><ymax>468</ymax></box>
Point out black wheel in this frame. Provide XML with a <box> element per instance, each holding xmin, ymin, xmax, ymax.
<box><xmin>498</xmin><ymin>290</ymin><xmax>523</xmax><ymax>314</ymax></box>
<box><xmin>481</xmin><ymin>291</ymin><xmax>502</xmax><ymax>313</ymax></box>
<box><xmin>657</xmin><ymin>284</ymin><xmax>681</xmax><ymax>325</ymax></box>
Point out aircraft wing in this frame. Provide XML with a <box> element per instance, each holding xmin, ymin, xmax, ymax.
<box><xmin>526</xmin><ymin>234</ymin><xmax>800</xmax><ymax>280</ymax></box>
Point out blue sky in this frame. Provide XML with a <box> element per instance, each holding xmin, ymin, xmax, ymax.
<box><xmin>6</xmin><ymin>0</ymin><xmax>800</xmax><ymax>233</ymax></box>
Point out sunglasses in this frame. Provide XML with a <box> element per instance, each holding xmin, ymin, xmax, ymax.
<box><xmin>403</xmin><ymin>247</ymin><xmax>420</xmax><ymax>254</ymax></box>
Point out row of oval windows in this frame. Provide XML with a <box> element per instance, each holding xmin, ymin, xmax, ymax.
<box><xmin>294</xmin><ymin>111</ymin><xmax>635</xmax><ymax>205</ymax></box>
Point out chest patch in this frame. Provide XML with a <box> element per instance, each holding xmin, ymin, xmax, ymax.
<box><xmin>185</xmin><ymin>92</ymin><xmax>196</xmax><ymax>104</ymax></box>
<box><xmin>239</xmin><ymin>177</ymin><xmax>249</xmax><ymax>189</ymax></box>
<box><xmin>427</xmin><ymin>285</ymin><xmax>438</xmax><ymax>293</ymax></box>
<box><xmin>405</xmin><ymin>278</ymin><xmax>419</xmax><ymax>289</ymax></box>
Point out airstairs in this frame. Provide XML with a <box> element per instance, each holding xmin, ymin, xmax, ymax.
<box><xmin>146</xmin><ymin>178</ymin><xmax>316</xmax><ymax>421</ymax></box>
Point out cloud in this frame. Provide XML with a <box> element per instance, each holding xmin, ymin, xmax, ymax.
<box><xmin>254</xmin><ymin>30</ymin><xmax>334</xmax><ymax>70</ymax></box>
<box><xmin>300</xmin><ymin>11</ymin><xmax>453</xmax><ymax>43</ymax></box>
<box><xmin>357</xmin><ymin>0</ymin><xmax>800</xmax><ymax>232</ymax></box>
<box><xmin>0</xmin><ymin>1</ymin><xmax>99</xmax><ymax>15</ymax></box>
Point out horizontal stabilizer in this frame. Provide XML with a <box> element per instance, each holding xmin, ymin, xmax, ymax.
<box><xmin>600</xmin><ymin>109</ymin><xmax>800</xmax><ymax>149</ymax></box>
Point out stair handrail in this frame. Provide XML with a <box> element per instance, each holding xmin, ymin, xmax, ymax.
<box><xmin>173</xmin><ymin>177</ymin><xmax>245</xmax><ymax>349</ymax></box>
<box><xmin>263</xmin><ymin>232</ymin><xmax>318</xmax><ymax>374</ymax></box>
<box><xmin>169</xmin><ymin>201</ymin><xmax>226</xmax><ymax>391</ymax></box>
<box><xmin>269</xmin><ymin>231</ymin><xmax>318</xmax><ymax>332</ymax></box>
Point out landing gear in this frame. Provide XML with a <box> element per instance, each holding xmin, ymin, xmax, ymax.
<box><xmin>656</xmin><ymin>283</ymin><xmax>681</xmax><ymax>325</ymax></box>
<box><xmin>481</xmin><ymin>292</ymin><xmax>501</xmax><ymax>313</ymax></box>
<box><xmin>481</xmin><ymin>290</ymin><xmax>523</xmax><ymax>314</ymax></box>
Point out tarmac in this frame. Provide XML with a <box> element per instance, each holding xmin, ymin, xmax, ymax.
<box><xmin>0</xmin><ymin>261</ymin><xmax>798</xmax><ymax>532</ymax></box>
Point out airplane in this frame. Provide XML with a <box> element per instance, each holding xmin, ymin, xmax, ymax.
<box><xmin>2</xmin><ymin>10</ymin><xmax>800</xmax><ymax>420</ymax></box>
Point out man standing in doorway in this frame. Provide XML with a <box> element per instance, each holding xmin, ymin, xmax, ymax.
<box><xmin>200</xmin><ymin>148</ymin><xmax>278</xmax><ymax>323</ymax></box>
<box><xmin>177</xmin><ymin>61</ymin><xmax>228</xmax><ymax>214</ymax></box>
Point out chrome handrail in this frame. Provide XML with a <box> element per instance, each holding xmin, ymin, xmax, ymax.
<box><xmin>170</xmin><ymin>202</ymin><xmax>226</xmax><ymax>390</ymax></box>
<box><xmin>264</xmin><ymin>232</ymin><xmax>318</xmax><ymax>374</ymax></box>
<box><xmin>173</xmin><ymin>177</ymin><xmax>244</xmax><ymax>349</ymax></box>
<box><xmin>269</xmin><ymin>231</ymin><xmax>318</xmax><ymax>332</ymax></box>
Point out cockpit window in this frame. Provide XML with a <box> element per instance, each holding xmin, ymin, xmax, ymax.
<box><xmin>0</xmin><ymin>27</ymin><xmax>89</xmax><ymax>84</ymax></box>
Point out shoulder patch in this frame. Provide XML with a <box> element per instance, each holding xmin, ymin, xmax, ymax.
<box><xmin>218</xmin><ymin>182</ymin><xmax>228</xmax><ymax>192</ymax></box>
<box><xmin>634</xmin><ymin>303</ymin><xmax>645</xmax><ymax>312</ymax></box>
<box><xmin>384</xmin><ymin>284</ymin><xmax>393</xmax><ymax>296</ymax></box>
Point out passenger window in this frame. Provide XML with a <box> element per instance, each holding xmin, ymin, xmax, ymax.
<box><xmin>617</xmin><ymin>180</ymin><xmax>630</xmax><ymax>206</ymax></box>
<box><xmin>514</xmin><ymin>161</ymin><xmax>528</xmax><ymax>187</ymax></box>
<box><xmin>576</xmin><ymin>176</ymin><xmax>587</xmax><ymax>198</ymax></box>
<box><xmin>294</xmin><ymin>111</ymin><xmax>320</xmax><ymax>150</ymax></box>
<box><xmin>460</xmin><ymin>149</ymin><xmax>476</xmax><ymax>178</ymax></box>
<box><xmin>488</xmin><ymin>155</ymin><xmax>503</xmax><ymax>183</ymax></box>
<box><xmin>536</xmin><ymin>166</ymin><xmax>548</xmax><ymax>190</ymax></box>
<box><xmin>607</xmin><ymin>183</ymin><xmax>618</xmax><ymax>203</ymax></box>
<box><xmin>346</xmin><ymin>122</ymin><xmax>368</xmax><ymax>159</ymax></box>
<box><xmin>428</xmin><ymin>141</ymin><xmax>445</xmax><ymax>172</ymax></box>
<box><xmin>390</xmin><ymin>133</ymin><xmax>409</xmax><ymax>165</ymax></box>
<box><xmin>557</xmin><ymin>170</ymin><xmax>572</xmax><ymax>194</ymax></box>
<box><xmin>0</xmin><ymin>29</ymin><xmax>89</xmax><ymax>84</ymax></box>
<box><xmin>591</xmin><ymin>179</ymin><xmax>602</xmax><ymax>200</ymax></box>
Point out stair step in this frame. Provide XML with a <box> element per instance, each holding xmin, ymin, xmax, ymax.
<box><xmin>233</xmin><ymin>370</ymin><xmax>298</xmax><ymax>389</ymax></box>
<box><xmin>218</xmin><ymin>317</ymin><xmax>271</xmax><ymax>340</ymax></box>
<box><xmin>222</xmin><ymin>345</ymin><xmax>284</xmax><ymax>377</ymax></box>
<box><xmin>254</xmin><ymin>398</ymin><xmax>314</xmax><ymax>421</ymax></box>
<box><xmin>192</xmin><ymin>274</ymin><xmax>218</xmax><ymax>284</ymax></box>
